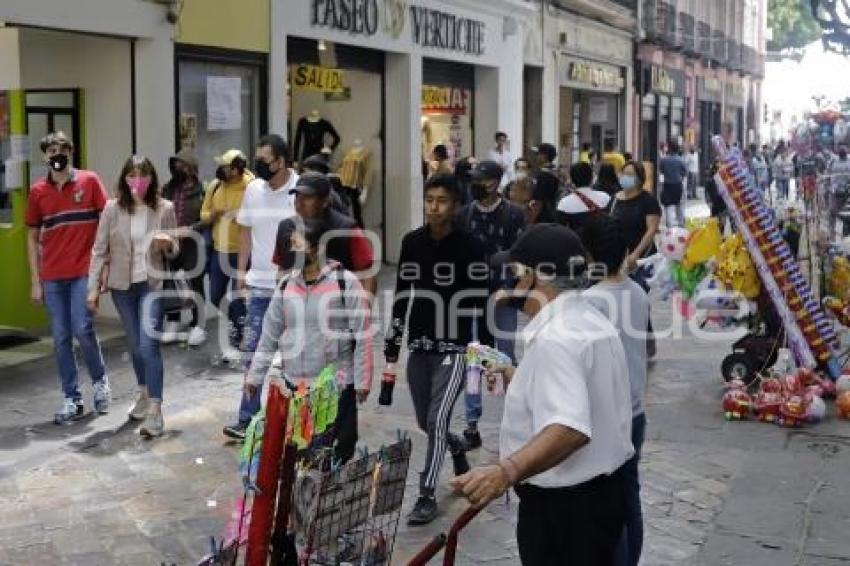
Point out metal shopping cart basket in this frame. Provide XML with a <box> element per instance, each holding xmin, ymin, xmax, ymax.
<box><xmin>199</xmin><ymin>380</ymin><xmax>413</xmax><ymax>566</ymax></box>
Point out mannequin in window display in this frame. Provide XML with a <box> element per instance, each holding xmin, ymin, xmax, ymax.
<box><xmin>338</xmin><ymin>139</ymin><xmax>371</xmax><ymax>228</ymax></box>
<box><xmin>293</xmin><ymin>109</ymin><xmax>340</xmax><ymax>165</ymax></box>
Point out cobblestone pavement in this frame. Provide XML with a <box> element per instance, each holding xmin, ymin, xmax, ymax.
<box><xmin>1</xmin><ymin>270</ymin><xmax>850</xmax><ymax>565</ymax></box>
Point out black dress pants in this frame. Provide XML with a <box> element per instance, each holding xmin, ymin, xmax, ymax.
<box><xmin>515</xmin><ymin>468</ymin><xmax>626</xmax><ymax>566</ymax></box>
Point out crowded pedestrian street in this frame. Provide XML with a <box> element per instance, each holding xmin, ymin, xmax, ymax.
<box><xmin>3</xmin><ymin>0</ymin><xmax>850</xmax><ymax>565</ymax></box>
<box><xmin>2</xmin><ymin>265</ymin><xmax>850</xmax><ymax>566</ymax></box>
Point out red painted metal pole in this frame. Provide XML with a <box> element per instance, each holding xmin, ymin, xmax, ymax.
<box><xmin>245</xmin><ymin>382</ymin><xmax>290</xmax><ymax>566</ymax></box>
<box><xmin>442</xmin><ymin>507</ymin><xmax>481</xmax><ymax>566</ymax></box>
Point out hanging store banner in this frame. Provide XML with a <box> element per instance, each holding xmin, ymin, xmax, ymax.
<box><xmin>421</xmin><ymin>85</ymin><xmax>469</xmax><ymax>114</ymax></box>
<box><xmin>292</xmin><ymin>64</ymin><xmax>347</xmax><ymax>94</ymax></box>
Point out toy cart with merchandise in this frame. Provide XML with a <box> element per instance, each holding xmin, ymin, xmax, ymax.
<box><xmin>198</xmin><ymin>378</ymin><xmax>412</xmax><ymax>566</ymax></box>
<box><xmin>713</xmin><ymin>136</ymin><xmax>843</xmax><ymax>384</ymax></box>
<box><xmin>720</xmin><ymin>292</ymin><xmax>785</xmax><ymax>384</ymax></box>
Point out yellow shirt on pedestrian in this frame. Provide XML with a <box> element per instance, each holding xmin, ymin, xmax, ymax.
<box><xmin>602</xmin><ymin>152</ymin><xmax>626</xmax><ymax>172</ymax></box>
<box><xmin>200</xmin><ymin>172</ymin><xmax>253</xmax><ymax>253</ymax></box>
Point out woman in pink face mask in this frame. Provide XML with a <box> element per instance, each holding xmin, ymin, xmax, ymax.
<box><xmin>87</xmin><ymin>155</ymin><xmax>179</xmax><ymax>438</ymax></box>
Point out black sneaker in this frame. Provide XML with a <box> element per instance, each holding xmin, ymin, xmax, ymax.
<box><xmin>222</xmin><ymin>422</ymin><xmax>247</xmax><ymax>440</ymax></box>
<box><xmin>463</xmin><ymin>427</ymin><xmax>482</xmax><ymax>451</ymax></box>
<box><xmin>407</xmin><ymin>496</ymin><xmax>438</xmax><ymax>526</ymax></box>
<box><xmin>451</xmin><ymin>448</ymin><xmax>470</xmax><ymax>476</ymax></box>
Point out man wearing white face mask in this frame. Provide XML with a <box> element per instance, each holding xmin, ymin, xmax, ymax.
<box><xmin>26</xmin><ymin>132</ymin><xmax>111</xmax><ymax>425</ymax></box>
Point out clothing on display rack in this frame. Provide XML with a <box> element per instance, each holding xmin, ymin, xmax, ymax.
<box><xmin>294</xmin><ymin>115</ymin><xmax>341</xmax><ymax>164</ymax></box>
<box><xmin>338</xmin><ymin>145</ymin><xmax>372</xmax><ymax>189</ymax></box>
<box><xmin>337</xmin><ymin>144</ymin><xmax>372</xmax><ymax>228</ymax></box>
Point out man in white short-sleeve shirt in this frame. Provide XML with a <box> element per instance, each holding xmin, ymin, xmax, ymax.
<box><xmin>452</xmin><ymin>223</ymin><xmax>633</xmax><ymax>565</ymax></box>
<box><xmin>223</xmin><ymin>134</ymin><xmax>298</xmax><ymax>440</ymax></box>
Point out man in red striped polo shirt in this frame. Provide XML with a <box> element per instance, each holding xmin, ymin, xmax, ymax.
<box><xmin>26</xmin><ymin>131</ymin><xmax>111</xmax><ymax>424</ymax></box>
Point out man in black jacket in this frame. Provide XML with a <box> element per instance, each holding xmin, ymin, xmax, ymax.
<box><xmin>161</xmin><ymin>148</ymin><xmax>207</xmax><ymax>346</ymax></box>
<box><xmin>385</xmin><ymin>173</ymin><xmax>492</xmax><ymax>525</ymax></box>
<box><xmin>456</xmin><ymin>160</ymin><xmax>525</xmax><ymax>449</ymax></box>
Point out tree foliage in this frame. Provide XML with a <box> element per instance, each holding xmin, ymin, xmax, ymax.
<box><xmin>767</xmin><ymin>0</ymin><xmax>822</xmax><ymax>52</ymax></box>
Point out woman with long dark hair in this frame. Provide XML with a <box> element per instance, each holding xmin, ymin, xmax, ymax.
<box><xmin>87</xmin><ymin>155</ymin><xmax>179</xmax><ymax>437</ymax></box>
<box><xmin>595</xmin><ymin>162</ymin><xmax>623</xmax><ymax>202</ymax></box>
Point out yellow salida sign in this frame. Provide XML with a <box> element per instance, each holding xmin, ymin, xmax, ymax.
<box><xmin>292</xmin><ymin>64</ymin><xmax>346</xmax><ymax>94</ymax></box>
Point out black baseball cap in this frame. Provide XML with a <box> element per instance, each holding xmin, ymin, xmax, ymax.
<box><xmin>490</xmin><ymin>223</ymin><xmax>586</xmax><ymax>277</ymax></box>
<box><xmin>470</xmin><ymin>159</ymin><xmax>504</xmax><ymax>182</ymax></box>
<box><xmin>301</xmin><ymin>153</ymin><xmax>331</xmax><ymax>174</ymax></box>
<box><xmin>290</xmin><ymin>172</ymin><xmax>331</xmax><ymax>197</ymax></box>
<box><xmin>532</xmin><ymin>143</ymin><xmax>557</xmax><ymax>162</ymax></box>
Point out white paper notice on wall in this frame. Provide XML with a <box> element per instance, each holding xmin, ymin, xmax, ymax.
<box><xmin>207</xmin><ymin>76</ymin><xmax>242</xmax><ymax>131</ymax></box>
<box><xmin>3</xmin><ymin>159</ymin><xmax>24</xmax><ymax>189</ymax></box>
<box><xmin>10</xmin><ymin>135</ymin><xmax>31</xmax><ymax>160</ymax></box>
<box><xmin>589</xmin><ymin>98</ymin><xmax>608</xmax><ymax>124</ymax></box>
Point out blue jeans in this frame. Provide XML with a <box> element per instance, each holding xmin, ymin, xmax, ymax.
<box><xmin>111</xmin><ymin>282</ymin><xmax>164</xmax><ymax>402</ymax></box>
<box><xmin>42</xmin><ymin>277</ymin><xmax>106</xmax><ymax>401</ymax></box>
<box><xmin>465</xmin><ymin>305</ymin><xmax>517</xmax><ymax>425</ymax></box>
<box><xmin>776</xmin><ymin>178</ymin><xmax>790</xmax><ymax>200</ymax></box>
<box><xmin>237</xmin><ymin>287</ymin><xmax>273</xmax><ymax>424</ymax></box>
<box><xmin>614</xmin><ymin>413</ymin><xmax>647</xmax><ymax>566</ymax></box>
<box><xmin>209</xmin><ymin>251</ymin><xmax>245</xmax><ymax>348</ymax></box>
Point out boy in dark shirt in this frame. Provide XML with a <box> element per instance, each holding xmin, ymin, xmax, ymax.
<box><xmin>385</xmin><ymin>174</ymin><xmax>491</xmax><ymax>525</ymax></box>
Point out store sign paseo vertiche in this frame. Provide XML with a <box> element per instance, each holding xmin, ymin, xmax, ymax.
<box><xmin>310</xmin><ymin>0</ymin><xmax>486</xmax><ymax>55</ymax></box>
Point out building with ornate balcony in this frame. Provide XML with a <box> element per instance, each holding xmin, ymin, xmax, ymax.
<box><xmin>636</xmin><ymin>0</ymin><xmax>767</xmax><ymax>184</ymax></box>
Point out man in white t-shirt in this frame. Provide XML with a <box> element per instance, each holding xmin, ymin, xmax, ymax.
<box><xmin>452</xmin><ymin>224</ymin><xmax>633</xmax><ymax>565</ymax></box>
<box><xmin>488</xmin><ymin>131</ymin><xmax>514</xmax><ymax>188</ymax></box>
<box><xmin>223</xmin><ymin>134</ymin><xmax>298</xmax><ymax>439</ymax></box>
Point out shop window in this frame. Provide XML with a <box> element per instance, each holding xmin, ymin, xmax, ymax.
<box><xmin>176</xmin><ymin>47</ymin><xmax>265</xmax><ymax>183</ymax></box>
<box><xmin>422</xmin><ymin>59</ymin><xmax>475</xmax><ymax>164</ymax></box>
<box><xmin>287</xmin><ymin>38</ymin><xmax>385</xmax><ymax>239</ymax></box>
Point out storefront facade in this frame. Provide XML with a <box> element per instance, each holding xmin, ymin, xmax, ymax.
<box><xmin>542</xmin><ymin>10</ymin><xmax>634</xmax><ymax>168</ymax></box>
<box><xmin>174</xmin><ymin>0</ymin><xmax>269</xmax><ymax>182</ymax></box>
<box><xmin>0</xmin><ymin>0</ymin><xmax>174</xmax><ymax>331</ymax></box>
<box><xmin>696</xmin><ymin>73</ymin><xmax>723</xmax><ymax>182</ymax></box>
<box><xmin>636</xmin><ymin>46</ymin><xmax>688</xmax><ymax>169</ymax></box>
<box><xmin>271</xmin><ymin>0</ymin><xmax>531</xmax><ymax>262</ymax></box>
<box><xmin>724</xmin><ymin>77</ymin><xmax>748</xmax><ymax>148</ymax></box>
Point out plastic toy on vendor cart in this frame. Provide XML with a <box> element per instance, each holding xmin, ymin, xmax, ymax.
<box><xmin>711</xmin><ymin>135</ymin><xmax>843</xmax><ymax>384</ymax></box>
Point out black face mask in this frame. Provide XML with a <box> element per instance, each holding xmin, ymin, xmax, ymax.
<box><xmin>170</xmin><ymin>167</ymin><xmax>188</xmax><ymax>184</ymax></box>
<box><xmin>215</xmin><ymin>166</ymin><xmax>228</xmax><ymax>182</ymax></box>
<box><xmin>504</xmin><ymin>276</ymin><xmax>535</xmax><ymax>312</ymax></box>
<box><xmin>48</xmin><ymin>154</ymin><xmax>69</xmax><ymax>172</ymax></box>
<box><xmin>471</xmin><ymin>183</ymin><xmax>489</xmax><ymax>201</ymax></box>
<box><xmin>255</xmin><ymin>160</ymin><xmax>276</xmax><ymax>181</ymax></box>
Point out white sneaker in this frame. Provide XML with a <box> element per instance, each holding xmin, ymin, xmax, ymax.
<box><xmin>160</xmin><ymin>330</ymin><xmax>182</xmax><ymax>344</ymax></box>
<box><xmin>128</xmin><ymin>392</ymin><xmax>150</xmax><ymax>421</ymax></box>
<box><xmin>93</xmin><ymin>378</ymin><xmax>112</xmax><ymax>414</ymax></box>
<box><xmin>187</xmin><ymin>326</ymin><xmax>208</xmax><ymax>347</ymax></box>
<box><xmin>139</xmin><ymin>412</ymin><xmax>164</xmax><ymax>438</ymax></box>
<box><xmin>54</xmin><ymin>398</ymin><xmax>84</xmax><ymax>425</ymax></box>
